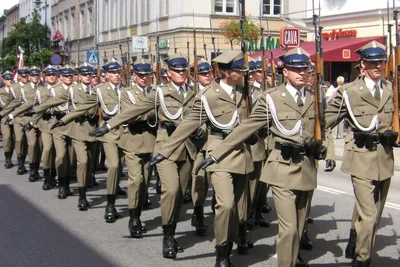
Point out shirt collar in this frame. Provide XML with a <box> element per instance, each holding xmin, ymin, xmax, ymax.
<box><xmin>253</xmin><ymin>81</ymin><xmax>261</xmax><ymax>89</ymax></box>
<box><xmin>171</xmin><ymin>82</ymin><xmax>186</xmax><ymax>93</ymax></box>
<box><xmin>220</xmin><ymin>80</ymin><xmax>234</xmax><ymax>96</ymax></box>
<box><xmin>286</xmin><ymin>82</ymin><xmax>304</xmax><ymax>100</ymax></box>
<box><xmin>364</xmin><ymin>76</ymin><xmax>381</xmax><ymax>91</ymax></box>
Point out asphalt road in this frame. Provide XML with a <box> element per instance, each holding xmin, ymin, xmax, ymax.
<box><xmin>0</xmin><ymin>152</ymin><xmax>399</xmax><ymax>267</ymax></box>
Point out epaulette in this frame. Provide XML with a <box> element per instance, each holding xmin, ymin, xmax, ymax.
<box><xmin>266</xmin><ymin>86</ymin><xmax>278</xmax><ymax>94</ymax></box>
<box><xmin>340</xmin><ymin>80</ymin><xmax>357</xmax><ymax>92</ymax></box>
<box><xmin>200</xmin><ymin>84</ymin><xmax>212</xmax><ymax>94</ymax></box>
<box><xmin>382</xmin><ymin>79</ymin><xmax>392</xmax><ymax>87</ymax></box>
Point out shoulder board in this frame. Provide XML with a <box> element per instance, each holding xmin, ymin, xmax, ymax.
<box><xmin>382</xmin><ymin>79</ymin><xmax>392</xmax><ymax>87</ymax></box>
<box><xmin>266</xmin><ymin>87</ymin><xmax>278</xmax><ymax>94</ymax></box>
<box><xmin>341</xmin><ymin>80</ymin><xmax>357</xmax><ymax>92</ymax></box>
<box><xmin>200</xmin><ymin>84</ymin><xmax>212</xmax><ymax>95</ymax></box>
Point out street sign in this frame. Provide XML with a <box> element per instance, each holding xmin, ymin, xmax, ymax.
<box><xmin>132</xmin><ymin>36</ymin><xmax>148</xmax><ymax>52</ymax></box>
<box><xmin>50</xmin><ymin>54</ymin><xmax>62</xmax><ymax>65</ymax></box>
<box><xmin>87</xmin><ymin>51</ymin><xmax>99</xmax><ymax>66</ymax></box>
<box><xmin>342</xmin><ymin>49</ymin><xmax>351</xmax><ymax>59</ymax></box>
<box><xmin>279</xmin><ymin>27</ymin><xmax>300</xmax><ymax>48</ymax></box>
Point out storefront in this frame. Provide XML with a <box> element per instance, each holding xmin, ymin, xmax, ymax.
<box><xmin>250</xmin><ymin>35</ymin><xmax>385</xmax><ymax>85</ymax></box>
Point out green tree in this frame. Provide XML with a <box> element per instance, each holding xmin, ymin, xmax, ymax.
<box><xmin>0</xmin><ymin>8</ymin><xmax>51</xmax><ymax>68</ymax></box>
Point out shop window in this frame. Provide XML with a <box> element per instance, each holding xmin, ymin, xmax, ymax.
<box><xmin>262</xmin><ymin>0</ymin><xmax>281</xmax><ymax>16</ymax></box>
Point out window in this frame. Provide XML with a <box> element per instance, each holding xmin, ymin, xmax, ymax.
<box><xmin>214</xmin><ymin>0</ymin><xmax>236</xmax><ymax>14</ymax></box>
<box><xmin>88</xmin><ymin>6</ymin><xmax>93</xmax><ymax>35</ymax></box>
<box><xmin>160</xmin><ymin>0</ymin><xmax>169</xmax><ymax>17</ymax></box>
<box><xmin>262</xmin><ymin>0</ymin><xmax>281</xmax><ymax>16</ymax></box>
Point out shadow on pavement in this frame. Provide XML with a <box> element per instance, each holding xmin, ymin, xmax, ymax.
<box><xmin>0</xmin><ymin>185</ymin><xmax>118</xmax><ymax>267</ymax></box>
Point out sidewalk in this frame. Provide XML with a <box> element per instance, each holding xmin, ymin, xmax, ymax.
<box><xmin>333</xmin><ymin>138</ymin><xmax>400</xmax><ymax>171</ymax></box>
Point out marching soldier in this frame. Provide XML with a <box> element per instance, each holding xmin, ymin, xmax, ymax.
<box><xmin>52</xmin><ymin>63</ymin><xmax>99</xmax><ymax>211</ymax></box>
<box><xmin>54</xmin><ymin>61</ymin><xmax>125</xmax><ymax>222</ymax></box>
<box><xmin>90</xmin><ymin>54</ymin><xmax>197</xmax><ymax>259</ymax></box>
<box><xmin>32</xmin><ymin>65</ymin><xmax>75</xmax><ymax>199</ymax></box>
<box><xmin>194</xmin><ymin>48</ymin><xmax>325</xmax><ymax>267</ymax></box>
<box><xmin>6</xmin><ymin>66</ymin><xmax>42</xmax><ymax>181</ymax></box>
<box><xmin>0</xmin><ymin>71</ymin><xmax>16</xmax><ymax>168</ymax></box>
<box><xmin>0</xmin><ymin>67</ymin><xmax>30</xmax><ymax>175</ymax></box>
<box><xmin>325</xmin><ymin>41</ymin><xmax>397</xmax><ymax>267</ymax></box>
<box><xmin>149</xmin><ymin>51</ymin><xmax>253</xmax><ymax>265</ymax></box>
<box><xmin>24</xmin><ymin>65</ymin><xmax>59</xmax><ymax>190</ymax></box>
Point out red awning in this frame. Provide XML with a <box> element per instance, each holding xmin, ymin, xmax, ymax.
<box><xmin>52</xmin><ymin>30</ymin><xmax>64</xmax><ymax>41</ymax></box>
<box><xmin>250</xmin><ymin>36</ymin><xmax>385</xmax><ymax>63</ymax></box>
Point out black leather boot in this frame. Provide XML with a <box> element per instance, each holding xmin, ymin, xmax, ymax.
<box><xmin>345</xmin><ymin>229</ymin><xmax>357</xmax><ymax>259</ymax></box>
<box><xmin>227</xmin><ymin>242</ymin><xmax>234</xmax><ymax>267</ymax></box>
<box><xmin>296</xmin><ymin>254</ymin><xmax>310</xmax><ymax>267</ymax></box>
<box><xmin>78</xmin><ymin>187</ymin><xmax>89</xmax><ymax>211</ymax></box>
<box><xmin>4</xmin><ymin>152</ymin><xmax>14</xmax><ymax>169</ymax></box>
<box><xmin>116</xmin><ymin>185</ymin><xmax>127</xmax><ymax>196</ymax></box>
<box><xmin>162</xmin><ymin>224</ymin><xmax>177</xmax><ymax>259</ymax></box>
<box><xmin>172</xmin><ymin>223</ymin><xmax>183</xmax><ymax>252</ymax></box>
<box><xmin>34</xmin><ymin>162</ymin><xmax>41</xmax><ymax>179</ymax></box>
<box><xmin>42</xmin><ymin>169</ymin><xmax>52</xmax><ymax>190</ymax></box>
<box><xmin>17</xmin><ymin>156</ymin><xmax>27</xmax><ymax>175</ymax></box>
<box><xmin>104</xmin><ymin>194</ymin><xmax>121</xmax><ymax>223</ymax></box>
<box><xmin>236</xmin><ymin>222</ymin><xmax>249</xmax><ymax>254</ymax></box>
<box><xmin>29</xmin><ymin>163</ymin><xmax>39</xmax><ymax>182</ymax></box>
<box><xmin>50</xmin><ymin>168</ymin><xmax>58</xmax><ymax>186</ymax></box>
<box><xmin>262</xmin><ymin>199</ymin><xmax>272</xmax><ymax>213</ymax></box>
<box><xmin>191</xmin><ymin>205</ymin><xmax>207</xmax><ymax>236</ymax></box>
<box><xmin>300</xmin><ymin>230</ymin><xmax>313</xmax><ymax>250</ymax></box>
<box><xmin>215</xmin><ymin>244</ymin><xmax>230</xmax><ymax>267</ymax></box>
<box><xmin>129</xmin><ymin>208</ymin><xmax>143</xmax><ymax>238</ymax></box>
<box><xmin>143</xmin><ymin>195</ymin><xmax>152</xmax><ymax>210</ymax></box>
<box><xmin>47</xmin><ymin>169</ymin><xmax>57</xmax><ymax>188</ymax></box>
<box><xmin>65</xmin><ymin>176</ymin><xmax>73</xmax><ymax>196</ymax></box>
<box><xmin>352</xmin><ymin>259</ymin><xmax>371</xmax><ymax>267</ymax></box>
<box><xmin>58</xmin><ymin>177</ymin><xmax>69</xmax><ymax>199</ymax></box>
<box><xmin>183</xmin><ymin>180</ymin><xmax>192</xmax><ymax>204</ymax></box>
<box><xmin>87</xmin><ymin>174</ymin><xmax>99</xmax><ymax>188</ymax></box>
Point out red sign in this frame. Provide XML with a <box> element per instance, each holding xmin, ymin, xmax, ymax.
<box><xmin>322</xmin><ymin>29</ymin><xmax>357</xmax><ymax>40</ymax></box>
<box><xmin>342</xmin><ymin>49</ymin><xmax>351</xmax><ymax>59</ymax></box>
<box><xmin>52</xmin><ymin>30</ymin><xmax>64</xmax><ymax>41</ymax></box>
<box><xmin>279</xmin><ymin>27</ymin><xmax>300</xmax><ymax>48</ymax></box>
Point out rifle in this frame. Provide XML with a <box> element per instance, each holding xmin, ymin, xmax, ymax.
<box><xmin>392</xmin><ymin>0</ymin><xmax>399</xmax><ymax>141</ymax></box>
<box><xmin>239</xmin><ymin>0</ymin><xmax>251</xmax><ymax>115</ymax></box>
<box><xmin>259</xmin><ymin>4</ymin><xmax>266</xmax><ymax>91</ymax></box>
<box><xmin>202</xmin><ymin>28</ymin><xmax>208</xmax><ymax>61</ymax></box>
<box><xmin>312</xmin><ymin>0</ymin><xmax>326</xmax><ymax>141</ymax></box>
<box><xmin>386</xmin><ymin>0</ymin><xmax>394</xmax><ymax>81</ymax></box>
<box><xmin>119</xmin><ymin>44</ymin><xmax>129</xmax><ymax>86</ymax></box>
<box><xmin>193</xmin><ymin>12</ymin><xmax>199</xmax><ymax>95</ymax></box>
<box><xmin>155</xmin><ymin>16</ymin><xmax>161</xmax><ymax>85</ymax></box>
<box><xmin>209</xmin><ymin>17</ymin><xmax>220</xmax><ymax>78</ymax></box>
<box><xmin>264</xmin><ymin>10</ymin><xmax>277</xmax><ymax>87</ymax></box>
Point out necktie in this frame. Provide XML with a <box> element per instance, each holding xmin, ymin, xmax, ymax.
<box><xmin>296</xmin><ymin>91</ymin><xmax>304</xmax><ymax>107</ymax></box>
<box><xmin>374</xmin><ymin>83</ymin><xmax>381</xmax><ymax>101</ymax></box>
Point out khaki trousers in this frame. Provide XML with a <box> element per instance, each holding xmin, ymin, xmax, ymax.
<box><xmin>211</xmin><ymin>171</ymin><xmax>248</xmax><ymax>245</ymax></box>
<box><xmin>123</xmin><ymin>150</ymin><xmax>151</xmax><ymax>209</ymax></box>
<box><xmin>191</xmin><ymin>150</ymin><xmax>208</xmax><ymax>207</ymax></box>
<box><xmin>350</xmin><ymin>203</ymin><xmax>358</xmax><ymax>229</ymax></box>
<box><xmin>41</xmin><ymin>131</ymin><xmax>54</xmax><ymax>169</ymax></box>
<box><xmin>72</xmin><ymin>139</ymin><xmax>96</xmax><ymax>187</ymax></box>
<box><xmin>248</xmin><ymin>161</ymin><xmax>263</xmax><ymax>210</ymax></box>
<box><xmin>271</xmin><ymin>186</ymin><xmax>312</xmax><ymax>267</ymax></box>
<box><xmin>103</xmin><ymin>142</ymin><xmax>123</xmax><ymax>195</ymax></box>
<box><xmin>25</xmin><ymin>124</ymin><xmax>41</xmax><ymax>164</ymax></box>
<box><xmin>351</xmin><ymin>176</ymin><xmax>391</xmax><ymax>261</ymax></box>
<box><xmin>156</xmin><ymin>156</ymin><xmax>192</xmax><ymax>225</ymax></box>
<box><xmin>1</xmin><ymin>118</ymin><xmax>14</xmax><ymax>153</ymax></box>
<box><xmin>53</xmin><ymin>133</ymin><xmax>72</xmax><ymax>177</ymax></box>
<box><xmin>13</xmin><ymin>117</ymin><xmax>27</xmax><ymax>157</ymax></box>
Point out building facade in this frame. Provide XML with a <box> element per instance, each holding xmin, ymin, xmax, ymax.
<box><xmin>48</xmin><ymin>0</ymin><xmax>307</xmax><ymax>65</ymax></box>
<box><xmin>6</xmin><ymin>4</ymin><xmax>20</xmax><ymax>34</ymax></box>
<box><xmin>19</xmin><ymin>0</ymin><xmax>52</xmax><ymax>25</ymax></box>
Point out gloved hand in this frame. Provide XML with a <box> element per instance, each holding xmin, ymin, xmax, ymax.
<box><xmin>325</xmin><ymin>159</ymin><xmax>336</xmax><ymax>172</ymax></box>
<box><xmin>50</xmin><ymin>120</ymin><xmax>65</xmax><ymax>130</ymax></box>
<box><xmin>23</xmin><ymin>122</ymin><xmax>33</xmax><ymax>132</ymax></box>
<box><xmin>195</xmin><ymin>157</ymin><xmax>217</xmax><ymax>175</ymax></box>
<box><xmin>247</xmin><ymin>133</ymin><xmax>259</xmax><ymax>145</ymax></box>
<box><xmin>192</xmin><ymin>128</ymin><xmax>205</xmax><ymax>140</ymax></box>
<box><xmin>89</xmin><ymin>125</ymin><xmax>110</xmax><ymax>137</ymax></box>
<box><xmin>316</xmin><ymin>145</ymin><xmax>327</xmax><ymax>160</ymax></box>
<box><xmin>150</xmin><ymin>154</ymin><xmax>166</xmax><ymax>166</ymax></box>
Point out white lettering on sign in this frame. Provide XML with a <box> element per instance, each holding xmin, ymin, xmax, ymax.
<box><xmin>279</xmin><ymin>28</ymin><xmax>300</xmax><ymax>48</ymax></box>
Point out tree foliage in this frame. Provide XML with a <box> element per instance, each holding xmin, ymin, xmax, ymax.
<box><xmin>0</xmin><ymin>9</ymin><xmax>51</xmax><ymax>69</ymax></box>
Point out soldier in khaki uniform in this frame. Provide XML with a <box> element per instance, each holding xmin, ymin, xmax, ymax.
<box><xmin>32</xmin><ymin>65</ymin><xmax>74</xmax><ymax>199</ymax></box>
<box><xmin>150</xmin><ymin>51</ymin><xmax>253</xmax><ymax>266</ymax></box>
<box><xmin>247</xmin><ymin>59</ymin><xmax>270</xmax><ymax>230</ymax></box>
<box><xmin>24</xmin><ymin>66</ymin><xmax>60</xmax><ymax>190</ymax></box>
<box><xmin>118</xmin><ymin>61</ymin><xmax>156</xmax><ymax>238</ymax></box>
<box><xmin>90</xmin><ymin>54</ymin><xmax>197</xmax><ymax>259</ymax></box>
<box><xmin>325</xmin><ymin>41</ymin><xmax>396</xmax><ymax>267</ymax></box>
<box><xmin>51</xmin><ymin>63</ymin><xmax>99</xmax><ymax>211</ymax></box>
<box><xmin>0</xmin><ymin>71</ymin><xmax>16</xmax><ymax>168</ymax></box>
<box><xmin>0</xmin><ymin>68</ymin><xmax>30</xmax><ymax>175</ymax></box>
<box><xmin>6</xmin><ymin>67</ymin><xmax>42</xmax><ymax>181</ymax></box>
<box><xmin>196</xmin><ymin>48</ymin><xmax>326</xmax><ymax>267</ymax></box>
<box><xmin>188</xmin><ymin>59</ymin><xmax>213</xmax><ymax>236</ymax></box>
<box><xmin>54</xmin><ymin>61</ymin><xmax>124</xmax><ymax>222</ymax></box>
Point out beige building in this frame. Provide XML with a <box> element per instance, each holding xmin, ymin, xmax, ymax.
<box><xmin>50</xmin><ymin>0</ymin><xmax>95</xmax><ymax>64</ymax></box>
<box><xmin>6</xmin><ymin>4</ymin><xmax>20</xmax><ymax>34</ymax></box>
<box><xmin>46</xmin><ymin>0</ymin><xmax>306</xmax><ymax>65</ymax></box>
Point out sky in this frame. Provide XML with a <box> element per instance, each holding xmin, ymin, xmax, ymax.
<box><xmin>0</xmin><ymin>0</ymin><xmax>19</xmax><ymax>16</ymax></box>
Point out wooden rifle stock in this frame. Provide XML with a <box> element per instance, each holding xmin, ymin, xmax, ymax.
<box><xmin>386</xmin><ymin>54</ymin><xmax>394</xmax><ymax>81</ymax></box>
<box><xmin>155</xmin><ymin>62</ymin><xmax>161</xmax><ymax>85</ymax></box>
<box><xmin>392</xmin><ymin>47</ymin><xmax>400</xmax><ymax>141</ymax></box>
<box><xmin>212</xmin><ymin>61</ymin><xmax>220</xmax><ymax>78</ymax></box>
<box><xmin>270</xmin><ymin>60</ymin><xmax>276</xmax><ymax>87</ymax></box>
<box><xmin>243</xmin><ymin>53</ymin><xmax>251</xmax><ymax>116</ymax></box>
<box><xmin>193</xmin><ymin>59</ymin><xmax>199</xmax><ymax>95</ymax></box>
<box><xmin>314</xmin><ymin>53</ymin><xmax>323</xmax><ymax>141</ymax></box>
<box><xmin>261</xmin><ymin>57</ymin><xmax>267</xmax><ymax>92</ymax></box>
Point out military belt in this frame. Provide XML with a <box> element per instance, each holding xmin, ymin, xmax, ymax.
<box><xmin>275</xmin><ymin>141</ymin><xmax>320</xmax><ymax>159</ymax></box>
<box><xmin>210</xmin><ymin>129</ymin><xmax>232</xmax><ymax>139</ymax></box>
<box><xmin>160</xmin><ymin>122</ymin><xmax>178</xmax><ymax>136</ymax></box>
<box><xmin>353</xmin><ymin>130</ymin><xmax>398</xmax><ymax>150</ymax></box>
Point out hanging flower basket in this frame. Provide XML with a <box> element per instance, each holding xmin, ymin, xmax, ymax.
<box><xmin>219</xmin><ymin>16</ymin><xmax>260</xmax><ymax>46</ymax></box>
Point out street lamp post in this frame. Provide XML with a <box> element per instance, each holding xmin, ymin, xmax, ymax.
<box><xmin>34</xmin><ymin>0</ymin><xmax>47</xmax><ymax>48</ymax></box>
